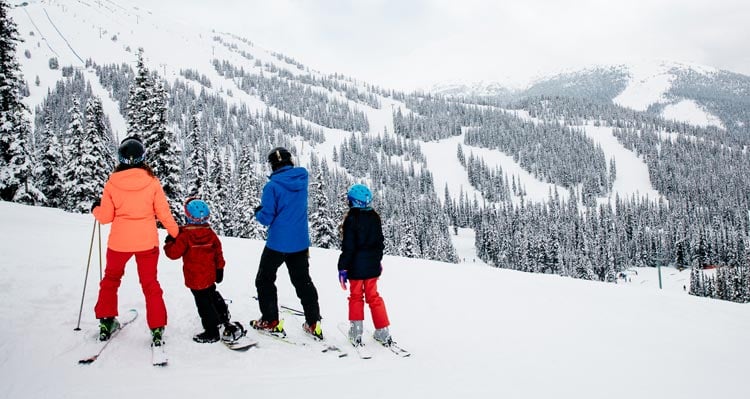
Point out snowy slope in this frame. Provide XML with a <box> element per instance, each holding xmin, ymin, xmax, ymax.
<box><xmin>1</xmin><ymin>202</ymin><xmax>749</xmax><ymax>399</ymax></box>
<box><xmin>613</xmin><ymin>60</ymin><xmax>724</xmax><ymax>129</ymax></box>
<box><xmin>580</xmin><ymin>124</ymin><xmax>662</xmax><ymax>203</ymax></box>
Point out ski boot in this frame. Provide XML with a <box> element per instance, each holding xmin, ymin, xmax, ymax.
<box><xmin>151</xmin><ymin>327</ymin><xmax>165</xmax><ymax>347</ymax></box>
<box><xmin>250</xmin><ymin>319</ymin><xmax>285</xmax><ymax>337</ymax></box>
<box><xmin>302</xmin><ymin>320</ymin><xmax>323</xmax><ymax>340</ymax></box>
<box><xmin>348</xmin><ymin>320</ymin><xmax>363</xmax><ymax>346</ymax></box>
<box><xmin>193</xmin><ymin>329</ymin><xmax>220</xmax><ymax>343</ymax></box>
<box><xmin>98</xmin><ymin>317</ymin><xmax>120</xmax><ymax>341</ymax></box>
<box><xmin>373</xmin><ymin>327</ymin><xmax>393</xmax><ymax>347</ymax></box>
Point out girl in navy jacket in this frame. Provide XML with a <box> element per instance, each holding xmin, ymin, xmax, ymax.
<box><xmin>338</xmin><ymin>184</ymin><xmax>393</xmax><ymax>346</ymax></box>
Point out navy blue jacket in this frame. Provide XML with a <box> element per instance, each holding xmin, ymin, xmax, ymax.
<box><xmin>255</xmin><ymin>166</ymin><xmax>310</xmax><ymax>253</ymax></box>
<box><xmin>337</xmin><ymin>208</ymin><xmax>385</xmax><ymax>280</ymax></box>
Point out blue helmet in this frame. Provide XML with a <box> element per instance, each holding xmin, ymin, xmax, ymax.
<box><xmin>184</xmin><ymin>198</ymin><xmax>210</xmax><ymax>224</ymax></box>
<box><xmin>347</xmin><ymin>184</ymin><xmax>372</xmax><ymax>208</ymax></box>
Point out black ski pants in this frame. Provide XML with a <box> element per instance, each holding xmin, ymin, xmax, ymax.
<box><xmin>191</xmin><ymin>284</ymin><xmax>230</xmax><ymax>333</ymax></box>
<box><xmin>255</xmin><ymin>247</ymin><xmax>320</xmax><ymax>326</ymax></box>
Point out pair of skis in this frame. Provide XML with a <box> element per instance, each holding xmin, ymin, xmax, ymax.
<box><xmin>77</xmin><ymin>309</ymin><xmax>168</xmax><ymax>366</ymax></box>
<box><xmin>335</xmin><ymin>322</ymin><xmax>411</xmax><ymax>359</ymax></box>
<box><xmin>266</xmin><ymin>299</ymin><xmax>411</xmax><ymax>359</ymax></box>
<box><xmin>77</xmin><ymin>310</ymin><xmax>257</xmax><ymax>366</ymax></box>
<box><xmin>250</xmin><ymin>297</ymin><xmax>347</xmax><ymax>357</ymax></box>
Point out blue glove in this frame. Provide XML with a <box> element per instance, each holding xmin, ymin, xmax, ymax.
<box><xmin>338</xmin><ymin>270</ymin><xmax>348</xmax><ymax>290</ymax></box>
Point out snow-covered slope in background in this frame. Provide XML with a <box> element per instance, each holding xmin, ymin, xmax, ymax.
<box><xmin>613</xmin><ymin>61</ymin><xmax>675</xmax><ymax>111</ymax></box>
<box><xmin>662</xmin><ymin>99</ymin><xmax>726</xmax><ymax>129</ymax></box>
<box><xmin>1</xmin><ymin>202</ymin><xmax>748</xmax><ymax>399</ymax></box>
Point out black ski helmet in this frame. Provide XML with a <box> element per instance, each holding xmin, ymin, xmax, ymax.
<box><xmin>267</xmin><ymin>147</ymin><xmax>293</xmax><ymax>170</ymax></box>
<box><xmin>118</xmin><ymin>136</ymin><xmax>146</xmax><ymax>165</ymax></box>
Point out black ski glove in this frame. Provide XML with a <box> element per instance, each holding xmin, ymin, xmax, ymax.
<box><xmin>90</xmin><ymin>198</ymin><xmax>101</xmax><ymax>212</ymax></box>
<box><xmin>215</xmin><ymin>268</ymin><xmax>224</xmax><ymax>284</ymax></box>
<box><xmin>164</xmin><ymin>235</ymin><xmax>176</xmax><ymax>244</ymax></box>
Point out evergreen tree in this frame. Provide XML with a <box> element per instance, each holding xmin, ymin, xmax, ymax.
<box><xmin>125</xmin><ymin>49</ymin><xmax>152</xmax><ymax>139</ymax></box>
<box><xmin>142</xmin><ymin>79</ymin><xmax>183</xmax><ymax>220</ymax></box>
<box><xmin>38</xmin><ymin>116</ymin><xmax>64</xmax><ymax>207</ymax></box>
<box><xmin>232</xmin><ymin>145</ymin><xmax>264</xmax><ymax>239</ymax></box>
<box><xmin>84</xmin><ymin>98</ymin><xmax>114</xmax><ymax>197</ymax></box>
<box><xmin>206</xmin><ymin>136</ymin><xmax>227</xmax><ymax>235</ymax></box>
<box><xmin>309</xmin><ymin>171</ymin><xmax>338</xmax><ymax>249</ymax></box>
<box><xmin>0</xmin><ymin>1</ymin><xmax>38</xmax><ymax>203</ymax></box>
<box><xmin>63</xmin><ymin>98</ymin><xmax>99</xmax><ymax>213</ymax></box>
<box><xmin>185</xmin><ymin>113</ymin><xmax>207</xmax><ymax>197</ymax></box>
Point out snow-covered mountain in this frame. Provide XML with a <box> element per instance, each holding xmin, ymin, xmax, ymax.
<box><xmin>433</xmin><ymin>60</ymin><xmax>750</xmax><ymax>130</ymax></box>
<box><xmin>2</xmin><ymin>201</ymin><xmax>749</xmax><ymax>399</ymax></box>
<box><xmin>5</xmin><ymin>0</ymin><xmax>750</xmax><ymax>307</ymax></box>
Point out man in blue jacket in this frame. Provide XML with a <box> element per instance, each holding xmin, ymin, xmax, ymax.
<box><xmin>251</xmin><ymin>147</ymin><xmax>323</xmax><ymax>339</ymax></box>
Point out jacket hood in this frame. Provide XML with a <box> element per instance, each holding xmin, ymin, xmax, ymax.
<box><xmin>180</xmin><ymin>225</ymin><xmax>216</xmax><ymax>245</ymax></box>
<box><xmin>110</xmin><ymin>168</ymin><xmax>155</xmax><ymax>191</ymax></box>
<box><xmin>269</xmin><ymin>166</ymin><xmax>308</xmax><ymax>192</ymax></box>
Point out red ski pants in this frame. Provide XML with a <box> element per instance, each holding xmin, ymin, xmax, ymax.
<box><xmin>348</xmin><ymin>278</ymin><xmax>390</xmax><ymax>329</ymax></box>
<box><xmin>95</xmin><ymin>247</ymin><xmax>167</xmax><ymax>329</ymax></box>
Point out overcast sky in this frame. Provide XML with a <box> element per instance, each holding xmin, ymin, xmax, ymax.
<box><xmin>132</xmin><ymin>0</ymin><xmax>750</xmax><ymax>91</ymax></box>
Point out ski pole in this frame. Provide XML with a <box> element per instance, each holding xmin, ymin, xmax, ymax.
<box><xmin>97</xmin><ymin>222</ymin><xmax>102</xmax><ymax>281</ymax></box>
<box><xmin>74</xmin><ymin>220</ymin><xmax>98</xmax><ymax>331</ymax></box>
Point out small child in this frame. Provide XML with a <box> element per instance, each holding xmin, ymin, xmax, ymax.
<box><xmin>337</xmin><ymin>184</ymin><xmax>393</xmax><ymax>346</ymax></box>
<box><xmin>164</xmin><ymin>198</ymin><xmax>244</xmax><ymax>343</ymax></box>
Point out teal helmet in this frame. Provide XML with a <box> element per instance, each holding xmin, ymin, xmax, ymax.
<box><xmin>184</xmin><ymin>197</ymin><xmax>210</xmax><ymax>224</ymax></box>
<box><xmin>347</xmin><ymin>184</ymin><xmax>372</xmax><ymax>208</ymax></box>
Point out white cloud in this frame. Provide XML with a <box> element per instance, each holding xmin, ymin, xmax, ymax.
<box><xmin>131</xmin><ymin>0</ymin><xmax>750</xmax><ymax>90</ymax></box>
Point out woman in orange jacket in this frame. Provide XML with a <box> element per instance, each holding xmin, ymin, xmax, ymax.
<box><xmin>91</xmin><ymin>136</ymin><xmax>179</xmax><ymax>347</ymax></box>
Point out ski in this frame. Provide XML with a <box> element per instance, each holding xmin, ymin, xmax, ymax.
<box><xmin>250</xmin><ymin>297</ymin><xmax>347</xmax><ymax>357</ymax></box>
<box><xmin>249</xmin><ymin>319</ymin><xmax>305</xmax><ymax>346</ymax></box>
<box><xmin>78</xmin><ymin>309</ymin><xmax>138</xmax><ymax>365</ymax></box>
<box><xmin>367</xmin><ymin>328</ymin><xmax>411</xmax><ymax>357</ymax></box>
<box><xmin>337</xmin><ymin>322</ymin><xmax>372</xmax><ymax>359</ymax></box>
<box><xmin>378</xmin><ymin>340</ymin><xmax>411</xmax><ymax>357</ymax></box>
<box><xmin>151</xmin><ymin>343</ymin><xmax>168</xmax><ymax>366</ymax></box>
<box><xmin>276</xmin><ymin>307</ymin><xmax>348</xmax><ymax>357</ymax></box>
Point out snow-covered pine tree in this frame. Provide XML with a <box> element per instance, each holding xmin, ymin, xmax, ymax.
<box><xmin>206</xmin><ymin>135</ymin><xmax>227</xmax><ymax>235</ymax></box>
<box><xmin>309</xmin><ymin>171</ymin><xmax>338</xmax><ymax>249</ymax></box>
<box><xmin>231</xmin><ymin>145</ymin><xmax>264</xmax><ymax>239</ymax></box>
<box><xmin>125</xmin><ymin>49</ymin><xmax>152</xmax><ymax>139</ymax></box>
<box><xmin>142</xmin><ymin>79</ymin><xmax>183</xmax><ymax>220</ymax></box>
<box><xmin>218</xmin><ymin>150</ymin><xmax>233</xmax><ymax>234</ymax></box>
<box><xmin>38</xmin><ymin>116</ymin><xmax>64</xmax><ymax>207</ymax></box>
<box><xmin>0</xmin><ymin>1</ymin><xmax>40</xmax><ymax>203</ymax></box>
<box><xmin>184</xmin><ymin>113</ymin><xmax>207</xmax><ymax>197</ymax></box>
<box><xmin>84</xmin><ymin>98</ymin><xmax>114</xmax><ymax>197</ymax></box>
<box><xmin>63</xmin><ymin>98</ymin><xmax>100</xmax><ymax>213</ymax></box>
<box><xmin>5</xmin><ymin>110</ymin><xmax>43</xmax><ymax>205</ymax></box>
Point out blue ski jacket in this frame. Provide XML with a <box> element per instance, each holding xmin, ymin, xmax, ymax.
<box><xmin>255</xmin><ymin>166</ymin><xmax>311</xmax><ymax>253</ymax></box>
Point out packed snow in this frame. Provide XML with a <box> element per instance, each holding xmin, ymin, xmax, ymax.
<box><xmin>1</xmin><ymin>202</ymin><xmax>748</xmax><ymax>399</ymax></box>
<box><xmin>613</xmin><ymin>61</ymin><xmax>674</xmax><ymax>112</ymax></box>
<box><xmin>661</xmin><ymin>99</ymin><xmax>725</xmax><ymax>130</ymax></box>
<box><xmin>613</xmin><ymin>61</ymin><xmax>724</xmax><ymax>129</ymax></box>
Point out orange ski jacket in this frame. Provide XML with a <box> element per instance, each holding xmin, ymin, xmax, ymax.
<box><xmin>92</xmin><ymin>168</ymin><xmax>179</xmax><ymax>252</ymax></box>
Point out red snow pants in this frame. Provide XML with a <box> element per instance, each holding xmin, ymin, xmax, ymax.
<box><xmin>94</xmin><ymin>247</ymin><xmax>167</xmax><ymax>329</ymax></box>
<box><xmin>348</xmin><ymin>278</ymin><xmax>390</xmax><ymax>329</ymax></box>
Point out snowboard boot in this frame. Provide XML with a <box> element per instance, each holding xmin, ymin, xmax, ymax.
<box><xmin>373</xmin><ymin>327</ymin><xmax>393</xmax><ymax>347</ymax></box>
<box><xmin>193</xmin><ymin>329</ymin><xmax>220</xmax><ymax>343</ymax></box>
<box><xmin>222</xmin><ymin>321</ymin><xmax>246</xmax><ymax>343</ymax></box>
<box><xmin>151</xmin><ymin>327</ymin><xmax>165</xmax><ymax>347</ymax></box>
<box><xmin>98</xmin><ymin>317</ymin><xmax>120</xmax><ymax>341</ymax></box>
<box><xmin>348</xmin><ymin>320</ymin><xmax>363</xmax><ymax>346</ymax></box>
<box><xmin>302</xmin><ymin>320</ymin><xmax>323</xmax><ymax>340</ymax></box>
<box><xmin>250</xmin><ymin>319</ymin><xmax>285</xmax><ymax>336</ymax></box>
